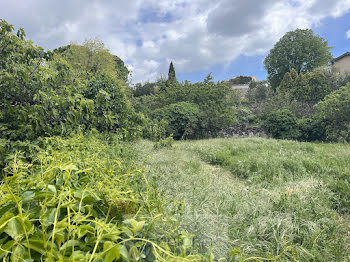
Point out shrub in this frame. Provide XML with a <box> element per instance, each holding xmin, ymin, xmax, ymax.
<box><xmin>0</xmin><ymin>135</ymin><xmax>203</xmax><ymax>261</ymax></box>
<box><xmin>263</xmin><ymin>109</ymin><xmax>300</xmax><ymax>139</ymax></box>
<box><xmin>314</xmin><ymin>83</ymin><xmax>350</xmax><ymax>142</ymax></box>
<box><xmin>153</xmin><ymin>102</ymin><xmax>201</xmax><ymax>140</ymax></box>
<box><xmin>297</xmin><ymin>118</ymin><xmax>326</xmax><ymax>142</ymax></box>
<box><xmin>154</xmin><ymin>136</ymin><xmax>174</xmax><ymax>149</ymax></box>
<box><xmin>142</xmin><ymin>118</ymin><xmax>168</xmax><ymax>141</ymax></box>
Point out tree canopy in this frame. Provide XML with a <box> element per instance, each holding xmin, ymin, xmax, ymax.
<box><xmin>264</xmin><ymin>29</ymin><xmax>332</xmax><ymax>90</ymax></box>
<box><xmin>53</xmin><ymin>38</ymin><xmax>129</xmax><ymax>81</ymax></box>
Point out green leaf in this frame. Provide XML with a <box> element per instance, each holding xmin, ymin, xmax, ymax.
<box><xmin>182</xmin><ymin>237</ymin><xmax>192</xmax><ymax>250</ymax></box>
<box><xmin>0</xmin><ymin>212</ymin><xmax>14</xmax><ymax>234</ymax></box>
<box><xmin>230</xmin><ymin>248</ymin><xmax>242</xmax><ymax>259</ymax></box>
<box><xmin>61</xmin><ymin>163</ymin><xmax>78</xmax><ymax>171</ymax></box>
<box><xmin>47</xmin><ymin>185</ymin><xmax>57</xmax><ymax>194</ymax></box>
<box><xmin>0</xmin><ymin>203</ymin><xmax>16</xmax><ymax>218</ymax></box>
<box><xmin>23</xmin><ymin>238</ymin><xmax>61</xmax><ymax>260</ymax></box>
<box><xmin>102</xmin><ymin>233</ymin><xmax>122</xmax><ymax>242</ymax></box>
<box><xmin>104</xmin><ymin>242</ymin><xmax>120</xmax><ymax>262</ymax></box>
<box><xmin>5</xmin><ymin>216</ymin><xmax>29</xmax><ymax>240</ymax></box>
<box><xmin>120</xmin><ymin>245</ymin><xmax>129</xmax><ymax>261</ymax></box>
<box><xmin>70</xmin><ymin>250</ymin><xmax>86</xmax><ymax>260</ymax></box>
<box><xmin>77</xmin><ymin>225</ymin><xmax>95</xmax><ymax>239</ymax></box>
<box><xmin>0</xmin><ymin>240</ymin><xmax>15</xmax><ymax>259</ymax></box>
<box><xmin>43</xmin><ymin>208</ymin><xmax>57</xmax><ymax>227</ymax></box>
<box><xmin>11</xmin><ymin>245</ymin><xmax>28</xmax><ymax>262</ymax></box>
<box><xmin>129</xmin><ymin>245</ymin><xmax>140</xmax><ymax>261</ymax></box>
<box><xmin>59</xmin><ymin>239</ymin><xmax>84</xmax><ymax>253</ymax></box>
<box><xmin>55</xmin><ymin>231</ymin><xmax>65</xmax><ymax>248</ymax></box>
<box><xmin>129</xmin><ymin>219</ymin><xmax>145</xmax><ymax>233</ymax></box>
<box><xmin>21</xmin><ymin>191</ymin><xmax>35</xmax><ymax>203</ymax></box>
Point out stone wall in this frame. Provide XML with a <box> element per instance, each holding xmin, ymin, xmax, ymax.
<box><xmin>218</xmin><ymin>124</ymin><xmax>268</xmax><ymax>138</ymax></box>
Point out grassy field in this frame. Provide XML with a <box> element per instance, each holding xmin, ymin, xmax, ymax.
<box><xmin>130</xmin><ymin>138</ymin><xmax>350</xmax><ymax>261</ymax></box>
<box><xmin>2</xmin><ymin>136</ymin><xmax>350</xmax><ymax>261</ymax></box>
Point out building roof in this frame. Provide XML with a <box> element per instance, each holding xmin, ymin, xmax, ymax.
<box><xmin>331</xmin><ymin>52</ymin><xmax>350</xmax><ymax>63</ymax></box>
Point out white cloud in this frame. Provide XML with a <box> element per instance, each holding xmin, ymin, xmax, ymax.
<box><xmin>1</xmin><ymin>0</ymin><xmax>350</xmax><ymax>83</ymax></box>
<box><xmin>347</xmin><ymin>30</ymin><xmax>350</xmax><ymax>38</ymax></box>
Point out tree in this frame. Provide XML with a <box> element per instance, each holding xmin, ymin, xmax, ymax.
<box><xmin>133</xmin><ymin>82</ymin><xmax>156</xmax><ymax>97</ymax></box>
<box><xmin>168</xmin><ymin>61</ymin><xmax>176</xmax><ymax>82</ymax></box>
<box><xmin>264</xmin><ymin>29</ymin><xmax>332</xmax><ymax>90</ymax></box>
<box><xmin>315</xmin><ymin>83</ymin><xmax>350</xmax><ymax>142</ymax></box>
<box><xmin>277</xmin><ymin>69</ymin><xmax>331</xmax><ymax>102</ymax></box>
<box><xmin>53</xmin><ymin>38</ymin><xmax>129</xmax><ymax>81</ymax></box>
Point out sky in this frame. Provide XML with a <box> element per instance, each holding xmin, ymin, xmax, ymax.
<box><xmin>0</xmin><ymin>0</ymin><xmax>350</xmax><ymax>84</ymax></box>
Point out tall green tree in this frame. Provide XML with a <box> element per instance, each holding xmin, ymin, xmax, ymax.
<box><xmin>168</xmin><ymin>61</ymin><xmax>176</xmax><ymax>82</ymax></box>
<box><xmin>264</xmin><ymin>29</ymin><xmax>332</xmax><ymax>90</ymax></box>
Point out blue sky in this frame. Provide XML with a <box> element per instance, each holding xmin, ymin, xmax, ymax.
<box><xmin>314</xmin><ymin>12</ymin><xmax>350</xmax><ymax>58</ymax></box>
<box><xmin>0</xmin><ymin>0</ymin><xmax>350</xmax><ymax>84</ymax></box>
<box><xmin>179</xmin><ymin>11</ymin><xmax>350</xmax><ymax>83</ymax></box>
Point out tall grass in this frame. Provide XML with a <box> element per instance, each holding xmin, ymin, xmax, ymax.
<box><xmin>132</xmin><ymin>138</ymin><xmax>350</xmax><ymax>260</ymax></box>
<box><xmin>2</xmin><ymin>135</ymin><xmax>350</xmax><ymax>261</ymax></box>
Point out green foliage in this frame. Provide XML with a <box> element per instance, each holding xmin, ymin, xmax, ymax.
<box><xmin>167</xmin><ymin>61</ymin><xmax>176</xmax><ymax>83</ymax></box>
<box><xmin>0</xmin><ymin>20</ymin><xmax>143</xmax><ymax>141</ymax></box>
<box><xmin>141</xmin><ymin>118</ymin><xmax>168</xmax><ymax>142</ymax></box>
<box><xmin>246</xmin><ymin>80</ymin><xmax>272</xmax><ymax>115</ymax></box>
<box><xmin>153</xmin><ymin>102</ymin><xmax>201</xmax><ymax>140</ymax></box>
<box><xmin>264</xmin><ymin>29</ymin><xmax>332</xmax><ymax>90</ymax></box>
<box><xmin>278</xmin><ymin>70</ymin><xmax>331</xmax><ymax>102</ymax></box>
<box><xmin>133</xmin><ymin>82</ymin><xmax>156</xmax><ymax>97</ymax></box>
<box><xmin>0</xmin><ymin>139</ymin><xmax>9</xmax><ymax>169</ymax></box>
<box><xmin>226</xmin><ymin>75</ymin><xmax>253</xmax><ymax>85</ymax></box>
<box><xmin>0</xmin><ymin>135</ymin><xmax>203</xmax><ymax>261</ymax></box>
<box><xmin>297</xmin><ymin>117</ymin><xmax>326</xmax><ymax>142</ymax></box>
<box><xmin>154</xmin><ymin>136</ymin><xmax>174</xmax><ymax>149</ymax></box>
<box><xmin>314</xmin><ymin>83</ymin><xmax>350</xmax><ymax>142</ymax></box>
<box><xmin>53</xmin><ymin>39</ymin><xmax>129</xmax><ymax>81</ymax></box>
<box><xmin>134</xmin><ymin>74</ymin><xmax>236</xmax><ymax>139</ymax></box>
<box><xmin>263</xmin><ymin>109</ymin><xmax>300</xmax><ymax>139</ymax></box>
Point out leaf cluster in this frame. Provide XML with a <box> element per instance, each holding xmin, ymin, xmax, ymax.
<box><xmin>0</xmin><ymin>134</ymin><xmax>204</xmax><ymax>261</ymax></box>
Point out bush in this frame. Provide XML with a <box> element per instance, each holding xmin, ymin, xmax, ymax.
<box><xmin>297</xmin><ymin>118</ymin><xmax>326</xmax><ymax>142</ymax></box>
<box><xmin>154</xmin><ymin>136</ymin><xmax>174</xmax><ymax>149</ymax></box>
<box><xmin>142</xmin><ymin>118</ymin><xmax>168</xmax><ymax>141</ymax></box>
<box><xmin>0</xmin><ymin>135</ymin><xmax>203</xmax><ymax>261</ymax></box>
<box><xmin>153</xmin><ymin>102</ymin><xmax>201</xmax><ymax>140</ymax></box>
<box><xmin>314</xmin><ymin>83</ymin><xmax>350</xmax><ymax>142</ymax></box>
<box><xmin>263</xmin><ymin>109</ymin><xmax>300</xmax><ymax>139</ymax></box>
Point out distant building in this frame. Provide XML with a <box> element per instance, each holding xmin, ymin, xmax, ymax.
<box><xmin>331</xmin><ymin>52</ymin><xmax>350</xmax><ymax>73</ymax></box>
<box><xmin>224</xmin><ymin>76</ymin><xmax>258</xmax><ymax>91</ymax></box>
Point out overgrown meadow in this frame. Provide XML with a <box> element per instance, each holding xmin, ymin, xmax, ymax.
<box><xmin>2</xmin><ymin>135</ymin><xmax>350</xmax><ymax>261</ymax></box>
<box><xmin>2</xmin><ymin>18</ymin><xmax>350</xmax><ymax>261</ymax></box>
<box><xmin>132</xmin><ymin>138</ymin><xmax>350</xmax><ymax>261</ymax></box>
